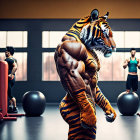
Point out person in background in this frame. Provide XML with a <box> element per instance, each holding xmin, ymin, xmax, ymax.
<box><xmin>5</xmin><ymin>46</ymin><xmax>18</xmax><ymax>113</ymax></box>
<box><xmin>123</xmin><ymin>48</ymin><xmax>140</xmax><ymax>93</ymax></box>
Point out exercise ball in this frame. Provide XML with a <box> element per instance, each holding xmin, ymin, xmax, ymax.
<box><xmin>117</xmin><ymin>91</ymin><xmax>139</xmax><ymax>116</ymax></box>
<box><xmin>22</xmin><ymin>91</ymin><xmax>46</xmax><ymax>116</ymax></box>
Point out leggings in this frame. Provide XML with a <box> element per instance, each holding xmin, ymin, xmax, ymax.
<box><xmin>8</xmin><ymin>77</ymin><xmax>15</xmax><ymax>100</ymax></box>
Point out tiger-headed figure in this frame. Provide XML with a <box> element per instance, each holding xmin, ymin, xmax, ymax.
<box><xmin>54</xmin><ymin>9</ymin><xmax>117</xmax><ymax>140</ymax></box>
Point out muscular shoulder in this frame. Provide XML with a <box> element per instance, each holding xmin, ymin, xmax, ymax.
<box><xmin>13</xmin><ymin>58</ymin><xmax>17</xmax><ymax>63</ymax></box>
<box><xmin>72</xmin><ymin>16</ymin><xmax>90</xmax><ymax>28</ymax></box>
<box><xmin>5</xmin><ymin>57</ymin><xmax>13</xmax><ymax>63</ymax></box>
<box><xmin>61</xmin><ymin>41</ymin><xmax>88</xmax><ymax>61</ymax></box>
<box><xmin>125</xmin><ymin>58</ymin><xmax>130</xmax><ymax>62</ymax></box>
<box><xmin>136</xmin><ymin>58</ymin><xmax>139</xmax><ymax>61</ymax></box>
<box><xmin>5</xmin><ymin>57</ymin><xmax>16</xmax><ymax>64</ymax></box>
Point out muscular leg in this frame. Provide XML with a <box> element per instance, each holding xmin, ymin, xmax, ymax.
<box><xmin>126</xmin><ymin>75</ymin><xmax>131</xmax><ymax>93</ymax></box>
<box><xmin>11</xmin><ymin>97</ymin><xmax>16</xmax><ymax>107</ymax></box>
<box><xmin>132</xmin><ymin>75</ymin><xmax>138</xmax><ymax>92</ymax></box>
<box><xmin>60</xmin><ymin>94</ymin><xmax>96</xmax><ymax>140</ymax></box>
<box><xmin>8</xmin><ymin>78</ymin><xmax>16</xmax><ymax>107</ymax></box>
<box><xmin>8</xmin><ymin>80</ymin><xmax>13</xmax><ymax>105</ymax></box>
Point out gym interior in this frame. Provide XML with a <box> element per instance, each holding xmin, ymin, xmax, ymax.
<box><xmin>0</xmin><ymin>0</ymin><xmax>140</xmax><ymax>140</ymax></box>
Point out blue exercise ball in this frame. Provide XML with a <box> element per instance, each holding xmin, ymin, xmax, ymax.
<box><xmin>22</xmin><ymin>91</ymin><xmax>46</xmax><ymax>116</ymax></box>
<box><xmin>117</xmin><ymin>91</ymin><xmax>139</xmax><ymax>116</ymax></box>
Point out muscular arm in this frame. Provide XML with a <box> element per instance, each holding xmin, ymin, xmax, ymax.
<box><xmin>61</xmin><ymin>40</ymin><xmax>99</xmax><ymax>72</ymax></box>
<box><xmin>95</xmin><ymin>86</ymin><xmax>116</xmax><ymax>119</ymax></box>
<box><xmin>9</xmin><ymin>61</ymin><xmax>17</xmax><ymax>79</ymax></box>
<box><xmin>137</xmin><ymin>59</ymin><xmax>140</xmax><ymax>69</ymax></box>
<box><xmin>123</xmin><ymin>59</ymin><xmax>129</xmax><ymax>69</ymax></box>
<box><xmin>11</xmin><ymin>61</ymin><xmax>17</xmax><ymax>75</ymax></box>
<box><xmin>61</xmin><ymin>40</ymin><xmax>116</xmax><ymax>119</ymax></box>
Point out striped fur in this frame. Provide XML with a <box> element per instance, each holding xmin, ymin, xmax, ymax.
<box><xmin>58</xmin><ymin>14</ymin><xmax>116</xmax><ymax>140</ymax></box>
<box><xmin>60</xmin><ymin>93</ymin><xmax>96</xmax><ymax>140</ymax></box>
<box><xmin>66</xmin><ymin>16</ymin><xmax>91</xmax><ymax>41</ymax></box>
<box><xmin>59</xmin><ymin>86</ymin><xmax>115</xmax><ymax>140</ymax></box>
<box><xmin>65</xmin><ymin>16</ymin><xmax>111</xmax><ymax>43</ymax></box>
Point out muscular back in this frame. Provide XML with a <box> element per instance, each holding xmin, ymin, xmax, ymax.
<box><xmin>55</xmin><ymin>36</ymin><xmax>99</xmax><ymax>96</ymax></box>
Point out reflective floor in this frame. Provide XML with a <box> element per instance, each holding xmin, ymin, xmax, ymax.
<box><xmin>0</xmin><ymin>104</ymin><xmax>140</xmax><ymax>140</ymax></box>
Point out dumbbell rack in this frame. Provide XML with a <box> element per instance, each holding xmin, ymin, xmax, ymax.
<box><xmin>0</xmin><ymin>61</ymin><xmax>24</xmax><ymax>120</ymax></box>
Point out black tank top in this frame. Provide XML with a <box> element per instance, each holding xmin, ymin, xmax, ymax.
<box><xmin>5</xmin><ymin>56</ymin><xmax>17</xmax><ymax>75</ymax></box>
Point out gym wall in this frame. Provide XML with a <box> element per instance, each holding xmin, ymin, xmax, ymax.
<box><xmin>0</xmin><ymin>0</ymin><xmax>140</xmax><ymax>103</ymax></box>
<box><xmin>0</xmin><ymin>0</ymin><xmax>140</xmax><ymax>19</ymax></box>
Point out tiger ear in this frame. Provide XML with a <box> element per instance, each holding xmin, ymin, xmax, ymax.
<box><xmin>104</xmin><ymin>12</ymin><xmax>109</xmax><ymax>20</ymax></box>
<box><xmin>90</xmin><ymin>9</ymin><xmax>99</xmax><ymax>21</ymax></box>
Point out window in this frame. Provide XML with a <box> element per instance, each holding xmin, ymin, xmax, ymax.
<box><xmin>113</xmin><ymin>31</ymin><xmax>140</xmax><ymax>48</ymax></box>
<box><xmin>42</xmin><ymin>31</ymin><xmax>66</xmax><ymax>81</ymax></box>
<box><xmin>0</xmin><ymin>31</ymin><xmax>27</xmax><ymax>48</ymax></box>
<box><xmin>0</xmin><ymin>53</ymin><xmax>5</xmax><ymax>62</ymax></box>
<box><xmin>42</xmin><ymin>31</ymin><xmax>140</xmax><ymax>81</ymax></box>
<box><xmin>113</xmin><ymin>31</ymin><xmax>124</xmax><ymax>48</ymax></box>
<box><xmin>125</xmin><ymin>31</ymin><xmax>140</xmax><ymax>48</ymax></box>
<box><xmin>42</xmin><ymin>52</ymin><xmax>59</xmax><ymax>81</ymax></box>
<box><xmin>42</xmin><ymin>31</ymin><xmax>67</xmax><ymax>48</ymax></box>
<box><xmin>0</xmin><ymin>52</ymin><xmax>27</xmax><ymax>81</ymax></box>
<box><xmin>112</xmin><ymin>52</ymin><xmax>125</xmax><ymax>81</ymax></box>
<box><xmin>14</xmin><ymin>53</ymin><xmax>27</xmax><ymax>81</ymax></box>
<box><xmin>0</xmin><ymin>31</ymin><xmax>28</xmax><ymax>81</ymax></box>
<box><xmin>98</xmin><ymin>54</ymin><xmax>113</xmax><ymax>81</ymax></box>
<box><xmin>0</xmin><ymin>32</ymin><xmax>6</xmax><ymax>47</ymax></box>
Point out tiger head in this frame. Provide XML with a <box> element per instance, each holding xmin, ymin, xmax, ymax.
<box><xmin>80</xmin><ymin>9</ymin><xmax>116</xmax><ymax>57</ymax></box>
